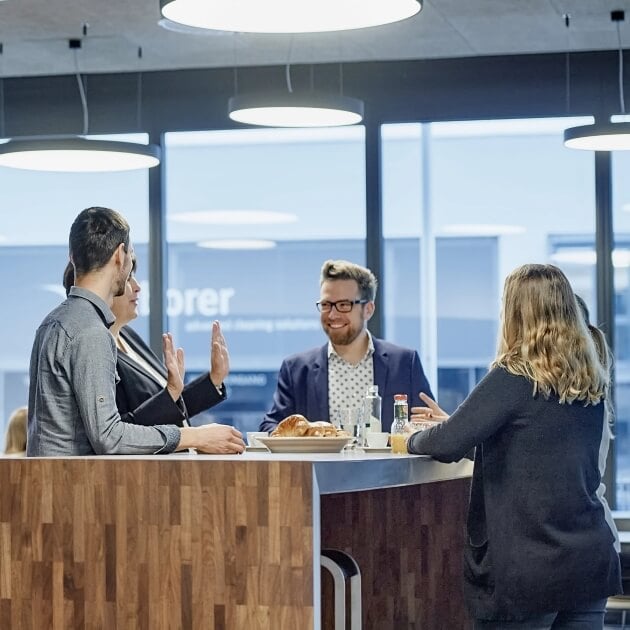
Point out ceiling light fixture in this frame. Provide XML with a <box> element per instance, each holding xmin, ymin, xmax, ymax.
<box><xmin>197</xmin><ymin>239</ymin><xmax>277</xmax><ymax>250</ymax></box>
<box><xmin>228</xmin><ymin>64</ymin><xmax>364</xmax><ymax>128</ymax></box>
<box><xmin>564</xmin><ymin>10</ymin><xmax>630</xmax><ymax>151</ymax></box>
<box><xmin>0</xmin><ymin>36</ymin><xmax>160</xmax><ymax>172</ymax></box>
<box><xmin>229</xmin><ymin>92</ymin><xmax>364</xmax><ymax>128</ymax></box>
<box><xmin>158</xmin><ymin>17</ymin><xmax>223</xmax><ymax>35</ymax></box>
<box><xmin>441</xmin><ymin>224</ymin><xmax>526</xmax><ymax>236</ymax></box>
<box><xmin>170</xmin><ymin>210</ymin><xmax>297</xmax><ymax>224</ymax></box>
<box><xmin>0</xmin><ymin>137</ymin><xmax>160</xmax><ymax>172</ymax></box>
<box><xmin>159</xmin><ymin>0</ymin><xmax>421</xmax><ymax>33</ymax></box>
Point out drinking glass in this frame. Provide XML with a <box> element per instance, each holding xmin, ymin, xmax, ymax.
<box><xmin>334</xmin><ymin>407</ymin><xmax>363</xmax><ymax>449</ymax></box>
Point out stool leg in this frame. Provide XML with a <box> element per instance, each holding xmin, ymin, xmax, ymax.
<box><xmin>622</xmin><ymin>609</ymin><xmax>626</xmax><ymax>630</ymax></box>
<box><xmin>322</xmin><ymin>549</ymin><xmax>363</xmax><ymax>629</ymax></box>
<box><xmin>321</xmin><ymin>555</ymin><xmax>347</xmax><ymax>629</ymax></box>
<box><xmin>349</xmin><ymin>571</ymin><xmax>362</xmax><ymax>630</ymax></box>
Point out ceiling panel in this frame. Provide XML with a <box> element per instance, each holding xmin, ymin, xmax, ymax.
<box><xmin>0</xmin><ymin>0</ymin><xmax>627</xmax><ymax>77</ymax></box>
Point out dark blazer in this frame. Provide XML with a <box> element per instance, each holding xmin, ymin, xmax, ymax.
<box><xmin>259</xmin><ymin>337</ymin><xmax>433</xmax><ymax>433</ymax></box>
<box><xmin>116</xmin><ymin>326</ymin><xmax>226</xmax><ymax>427</ymax></box>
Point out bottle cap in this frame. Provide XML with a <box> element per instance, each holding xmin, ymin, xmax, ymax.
<box><xmin>394</xmin><ymin>394</ymin><xmax>407</xmax><ymax>401</ymax></box>
<box><xmin>367</xmin><ymin>385</ymin><xmax>378</xmax><ymax>395</ymax></box>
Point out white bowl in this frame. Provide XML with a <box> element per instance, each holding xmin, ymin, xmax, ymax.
<box><xmin>246</xmin><ymin>431</ymin><xmax>268</xmax><ymax>447</ymax></box>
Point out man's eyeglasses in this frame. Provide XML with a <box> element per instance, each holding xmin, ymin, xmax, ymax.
<box><xmin>316</xmin><ymin>299</ymin><xmax>368</xmax><ymax>313</ymax></box>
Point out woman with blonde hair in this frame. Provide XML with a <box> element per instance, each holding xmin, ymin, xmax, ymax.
<box><xmin>4</xmin><ymin>406</ymin><xmax>27</xmax><ymax>456</ymax></box>
<box><xmin>407</xmin><ymin>264</ymin><xmax>621</xmax><ymax>629</ymax></box>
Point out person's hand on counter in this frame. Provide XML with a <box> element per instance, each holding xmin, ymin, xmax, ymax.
<box><xmin>177</xmin><ymin>424</ymin><xmax>245</xmax><ymax>454</ymax></box>
<box><xmin>209</xmin><ymin>320</ymin><xmax>229</xmax><ymax>390</ymax></box>
<box><xmin>410</xmin><ymin>392</ymin><xmax>449</xmax><ymax>423</ymax></box>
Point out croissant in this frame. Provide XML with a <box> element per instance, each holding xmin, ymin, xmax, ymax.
<box><xmin>271</xmin><ymin>414</ymin><xmax>310</xmax><ymax>437</ymax></box>
<box><xmin>271</xmin><ymin>415</ymin><xmax>350</xmax><ymax>438</ymax></box>
<box><xmin>305</xmin><ymin>421</ymin><xmax>338</xmax><ymax>437</ymax></box>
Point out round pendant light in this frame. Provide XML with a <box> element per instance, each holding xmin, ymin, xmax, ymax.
<box><xmin>0</xmin><ymin>137</ymin><xmax>161</xmax><ymax>172</ymax></box>
<box><xmin>0</xmin><ymin>36</ymin><xmax>161</xmax><ymax>172</ymax></box>
<box><xmin>160</xmin><ymin>0</ymin><xmax>421</xmax><ymax>33</ymax></box>
<box><xmin>564</xmin><ymin>122</ymin><xmax>630</xmax><ymax>151</ymax></box>
<box><xmin>197</xmin><ymin>239</ymin><xmax>277</xmax><ymax>250</ymax></box>
<box><xmin>228</xmin><ymin>93</ymin><xmax>364</xmax><ymax>128</ymax></box>
<box><xmin>564</xmin><ymin>10</ymin><xmax>630</xmax><ymax>151</ymax></box>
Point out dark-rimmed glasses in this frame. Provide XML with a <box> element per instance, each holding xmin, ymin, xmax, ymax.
<box><xmin>316</xmin><ymin>299</ymin><xmax>368</xmax><ymax>313</ymax></box>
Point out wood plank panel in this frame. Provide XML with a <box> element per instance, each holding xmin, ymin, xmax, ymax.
<box><xmin>0</xmin><ymin>459</ymin><xmax>314</xmax><ymax>629</ymax></box>
<box><xmin>321</xmin><ymin>477</ymin><xmax>471</xmax><ymax>629</ymax></box>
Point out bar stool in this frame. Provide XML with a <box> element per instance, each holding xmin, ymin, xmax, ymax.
<box><xmin>320</xmin><ymin>549</ymin><xmax>362</xmax><ymax>630</ymax></box>
<box><xmin>606</xmin><ymin>595</ymin><xmax>630</xmax><ymax>629</ymax></box>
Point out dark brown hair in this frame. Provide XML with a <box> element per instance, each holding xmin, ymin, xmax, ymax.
<box><xmin>69</xmin><ymin>207</ymin><xmax>130</xmax><ymax>276</ymax></box>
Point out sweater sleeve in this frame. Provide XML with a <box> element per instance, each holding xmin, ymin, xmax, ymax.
<box><xmin>407</xmin><ymin>367</ymin><xmax>523</xmax><ymax>462</ymax></box>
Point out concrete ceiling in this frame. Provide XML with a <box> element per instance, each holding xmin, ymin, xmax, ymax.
<box><xmin>0</xmin><ymin>0</ymin><xmax>628</xmax><ymax>78</ymax></box>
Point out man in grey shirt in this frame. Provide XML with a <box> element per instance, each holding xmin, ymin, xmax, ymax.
<box><xmin>28</xmin><ymin>206</ymin><xmax>244</xmax><ymax>456</ymax></box>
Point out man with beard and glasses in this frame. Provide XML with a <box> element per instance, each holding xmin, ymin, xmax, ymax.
<box><xmin>259</xmin><ymin>259</ymin><xmax>433</xmax><ymax>434</ymax></box>
<box><xmin>27</xmin><ymin>206</ymin><xmax>244</xmax><ymax>456</ymax></box>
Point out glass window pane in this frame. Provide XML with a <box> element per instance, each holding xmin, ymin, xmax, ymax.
<box><xmin>0</xmin><ymin>134</ymin><xmax>150</xmax><ymax>447</ymax></box>
<box><xmin>164</xmin><ymin>127</ymin><xmax>366</xmax><ymax>434</ymax></box>
<box><xmin>383</xmin><ymin>118</ymin><xmax>596</xmax><ymax>415</ymax></box>
<box><xmin>613</xmin><ymin>151</ymin><xmax>630</xmax><ymax>508</ymax></box>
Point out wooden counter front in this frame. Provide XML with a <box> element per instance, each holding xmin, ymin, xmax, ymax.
<box><xmin>0</xmin><ymin>453</ymin><xmax>471</xmax><ymax>629</ymax></box>
<box><xmin>321</xmin><ymin>480</ymin><xmax>470</xmax><ymax>628</ymax></box>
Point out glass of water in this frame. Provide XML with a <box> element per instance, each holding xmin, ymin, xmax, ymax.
<box><xmin>335</xmin><ymin>407</ymin><xmax>363</xmax><ymax>449</ymax></box>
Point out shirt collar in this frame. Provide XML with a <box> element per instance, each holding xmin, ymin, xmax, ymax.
<box><xmin>68</xmin><ymin>286</ymin><xmax>116</xmax><ymax>328</ymax></box>
<box><xmin>327</xmin><ymin>329</ymin><xmax>375</xmax><ymax>360</ymax></box>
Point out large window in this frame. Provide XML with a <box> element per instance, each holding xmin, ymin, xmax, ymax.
<box><xmin>164</xmin><ymin>127</ymin><xmax>366</xmax><ymax>433</ymax></box>
<box><xmin>3</xmin><ymin>118</ymin><xmax>621</xmax><ymax>507</ymax></box>
<box><xmin>382</xmin><ymin>118</ymin><xmax>595</xmax><ymax>415</ymax></box>
<box><xmin>613</xmin><ymin>152</ymin><xmax>630</xmax><ymax>508</ymax></box>
<box><xmin>0</xmin><ymin>134</ymin><xmax>150</xmax><ymax>449</ymax></box>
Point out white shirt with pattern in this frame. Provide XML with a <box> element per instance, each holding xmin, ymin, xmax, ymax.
<box><xmin>328</xmin><ymin>331</ymin><xmax>375</xmax><ymax>425</ymax></box>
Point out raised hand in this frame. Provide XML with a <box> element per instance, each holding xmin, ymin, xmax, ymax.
<box><xmin>163</xmin><ymin>332</ymin><xmax>185</xmax><ymax>402</ymax></box>
<box><xmin>410</xmin><ymin>392</ymin><xmax>449</xmax><ymax>423</ymax></box>
<box><xmin>209</xmin><ymin>320</ymin><xmax>230</xmax><ymax>389</ymax></box>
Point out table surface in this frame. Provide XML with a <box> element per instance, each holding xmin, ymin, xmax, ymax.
<box><xmin>17</xmin><ymin>450</ymin><xmax>449</xmax><ymax>462</ymax></box>
<box><xmin>14</xmin><ymin>450</ymin><xmax>474</xmax><ymax>494</ymax></box>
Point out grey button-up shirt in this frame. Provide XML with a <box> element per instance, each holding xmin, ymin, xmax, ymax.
<box><xmin>27</xmin><ymin>287</ymin><xmax>181</xmax><ymax>456</ymax></box>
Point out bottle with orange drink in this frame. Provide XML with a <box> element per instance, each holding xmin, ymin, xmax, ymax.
<box><xmin>390</xmin><ymin>394</ymin><xmax>409</xmax><ymax>454</ymax></box>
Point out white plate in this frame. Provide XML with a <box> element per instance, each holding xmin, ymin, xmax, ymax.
<box><xmin>361</xmin><ymin>446</ymin><xmax>392</xmax><ymax>453</ymax></box>
<box><xmin>257</xmin><ymin>436</ymin><xmax>353</xmax><ymax>453</ymax></box>
<box><xmin>245</xmin><ymin>445</ymin><xmax>269</xmax><ymax>453</ymax></box>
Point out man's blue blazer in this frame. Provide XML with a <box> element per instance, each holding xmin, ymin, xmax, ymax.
<box><xmin>260</xmin><ymin>337</ymin><xmax>433</xmax><ymax>433</ymax></box>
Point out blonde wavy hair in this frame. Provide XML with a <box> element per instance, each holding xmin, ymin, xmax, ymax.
<box><xmin>492</xmin><ymin>264</ymin><xmax>608</xmax><ymax>405</ymax></box>
<box><xmin>4</xmin><ymin>406</ymin><xmax>27</xmax><ymax>455</ymax></box>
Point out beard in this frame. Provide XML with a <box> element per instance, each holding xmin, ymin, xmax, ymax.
<box><xmin>113</xmin><ymin>270</ymin><xmax>128</xmax><ymax>297</ymax></box>
<box><xmin>324</xmin><ymin>322</ymin><xmax>364</xmax><ymax>346</ymax></box>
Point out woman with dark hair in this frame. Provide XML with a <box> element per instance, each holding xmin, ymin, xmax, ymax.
<box><xmin>575</xmin><ymin>295</ymin><xmax>612</xmax><ymax>373</ymax></box>
<box><xmin>63</xmin><ymin>260</ymin><xmax>227</xmax><ymax>427</ymax></box>
<box><xmin>408</xmin><ymin>264</ymin><xmax>621</xmax><ymax>629</ymax></box>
